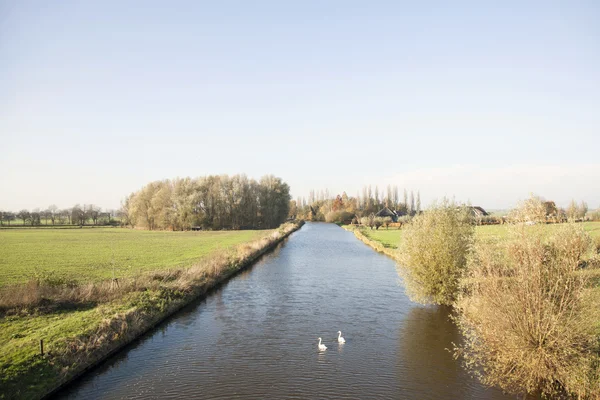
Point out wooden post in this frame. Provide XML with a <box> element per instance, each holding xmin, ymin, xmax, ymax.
<box><xmin>40</xmin><ymin>339</ymin><xmax>44</xmax><ymax>357</ymax></box>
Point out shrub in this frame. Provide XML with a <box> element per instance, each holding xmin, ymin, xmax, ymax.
<box><xmin>454</xmin><ymin>224</ymin><xmax>600</xmax><ymax>398</ymax></box>
<box><xmin>397</xmin><ymin>215</ymin><xmax>412</xmax><ymax>224</ymax></box>
<box><xmin>360</xmin><ymin>214</ymin><xmax>375</xmax><ymax>229</ymax></box>
<box><xmin>508</xmin><ymin>194</ymin><xmax>547</xmax><ymax>224</ymax></box>
<box><xmin>397</xmin><ymin>199</ymin><xmax>474</xmax><ymax>305</ymax></box>
<box><xmin>325</xmin><ymin>210</ymin><xmax>355</xmax><ymax>224</ymax></box>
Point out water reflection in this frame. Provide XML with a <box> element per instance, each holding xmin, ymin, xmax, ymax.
<box><xmin>398</xmin><ymin>305</ymin><xmax>512</xmax><ymax>399</ymax></box>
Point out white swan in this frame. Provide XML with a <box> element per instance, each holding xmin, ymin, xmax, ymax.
<box><xmin>318</xmin><ymin>337</ymin><xmax>327</xmax><ymax>351</ymax></box>
<box><xmin>337</xmin><ymin>331</ymin><xmax>346</xmax><ymax>344</ymax></box>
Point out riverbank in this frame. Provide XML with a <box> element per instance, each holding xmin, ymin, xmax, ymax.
<box><xmin>0</xmin><ymin>221</ymin><xmax>303</xmax><ymax>400</ymax></box>
<box><xmin>342</xmin><ymin>225</ymin><xmax>400</xmax><ymax>261</ymax></box>
<box><xmin>345</xmin><ymin>222</ymin><xmax>600</xmax><ymax>398</ymax></box>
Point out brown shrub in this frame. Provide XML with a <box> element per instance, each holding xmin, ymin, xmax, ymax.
<box><xmin>397</xmin><ymin>199</ymin><xmax>474</xmax><ymax>305</ymax></box>
<box><xmin>454</xmin><ymin>224</ymin><xmax>600</xmax><ymax>398</ymax></box>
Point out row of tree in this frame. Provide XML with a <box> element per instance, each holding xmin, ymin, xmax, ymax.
<box><xmin>0</xmin><ymin>205</ymin><xmax>117</xmax><ymax>226</ymax></box>
<box><xmin>290</xmin><ymin>185</ymin><xmax>421</xmax><ymax>223</ymax></box>
<box><xmin>122</xmin><ymin>174</ymin><xmax>291</xmax><ymax>230</ymax></box>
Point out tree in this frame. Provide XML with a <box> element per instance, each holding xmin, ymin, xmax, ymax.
<box><xmin>578</xmin><ymin>201</ymin><xmax>588</xmax><ymax>220</ymax></box>
<box><xmin>87</xmin><ymin>204</ymin><xmax>101</xmax><ymax>225</ymax></box>
<box><xmin>567</xmin><ymin>199</ymin><xmax>579</xmax><ymax>221</ymax></box>
<box><xmin>120</xmin><ymin>195</ymin><xmax>134</xmax><ymax>228</ymax></box>
<box><xmin>48</xmin><ymin>204</ymin><xmax>58</xmax><ymax>225</ymax></box>
<box><xmin>509</xmin><ymin>194</ymin><xmax>547</xmax><ymax>223</ymax></box>
<box><xmin>397</xmin><ymin>199</ymin><xmax>474</xmax><ymax>305</ymax></box>
<box><xmin>360</xmin><ymin>214</ymin><xmax>375</xmax><ymax>230</ymax></box>
<box><xmin>392</xmin><ymin>185</ymin><xmax>399</xmax><ymax>210</ymax></box>
<box><xmin>41</xmin><ymin>209</ymin><xmax>51</xmax><ymax>225</ymax></box>
<box><xmin>30</xmin><ymin>208</ymin><xmax>41</xmax><ymax>226</ymax></box>
<box><xmin>3</xmin><ymin>211</ymin><xmax>15</xmax><ymax>226</ymax></box>
<box><xmin>61</xmin><ymin>208</ymin><xmax>72</xmax><ymax>225</ymax></box>
<box><xmin>383</xmin><ymin>216</ymin><xmax>392</xmax><ymax>229</ymax></box>
<box><xmin>72</xmin><ymin>204</ymin><xmax>85</xmax><ymax>226</ymax></box>
<box><xmin>374</xmin><ymin>216</ymin><xmax>384</xmax><ymax>230</ymax></box>
<box><xmin>332</xmin><ymin>195</ymin><xmax>344</xmax><ymax>211</ymax></box>
<box><xmin>403</xmin><ymin>189</ymin><xmax>408</xmax><ymax>212</ymax></box>
<box><xmin>17</xmin><ymin>209</ymin><xmax>30</xmax><ymax>225</ymax></box>
<box><xmin>416</xmin><ymin>191</ymin><xmax>421</xmax><ymax>214</ymax></box>
<box><xmin>409</xmin><ymin>191</ymin><xmax>415</xmax><ymax>216</ymax></box>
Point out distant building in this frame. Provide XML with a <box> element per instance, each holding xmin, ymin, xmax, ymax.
<box><xmin>375</xmin><ymin>207</ymin><xmax>399</xmax><ymax>222</ymax></box>
<box><xmin>468</xmin><ymin>206</ymin><xmax>488</xmax><ymax>218</ymax></box>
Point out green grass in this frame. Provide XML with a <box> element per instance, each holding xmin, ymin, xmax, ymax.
<box><xmin>352</xmin><ymin>221</ymin><xmax>600</xmax><ymax>250</ymax></box>
<box><xmin>0</xmin><ymin>228</ymin><xmax>269</xmax><ymax>286</ymax></box>
<box><xmin>0</xmin><ymin>289</ymin><xmax>173</xmax><ymax>398</ymax></box>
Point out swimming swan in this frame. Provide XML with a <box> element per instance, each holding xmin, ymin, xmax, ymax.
<box><xmin>337</xmin><ymin>331</ymin><xmax>346</xmax><ymax>344</ymax></box>
<box><xmin>318</xmin><ymin>337</ymin><xmax>327</xmax><ymax>351</ymax></box>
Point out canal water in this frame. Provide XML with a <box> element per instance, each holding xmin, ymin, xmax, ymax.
<box><xmin>58</xmin><ymin>222</ymin><xmax>514</xmax><ymax>399</ymax></box>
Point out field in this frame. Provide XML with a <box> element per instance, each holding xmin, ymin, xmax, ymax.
<box><xmin>0</xmin><ymin>228</ymin><xmax>269</xmax><ymax>286</ymax></box>
<box><xmin>357</xmin><ymin>221</ymin><xmax>600</xmax><ymax>249</ymax></box>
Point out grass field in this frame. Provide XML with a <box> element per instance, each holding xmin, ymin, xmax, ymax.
<box><xmin>355</xmin><ymin>221</ymin><xmax>600</xmax><ymax>249</ymax></box>
<box><xmin>0</xmin><ymin>228</ymin><xmax>269</xmax><ymax>286</ymax></box>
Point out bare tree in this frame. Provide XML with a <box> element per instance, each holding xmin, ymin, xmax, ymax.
<box><xmin>578</xmin><ymin>201</ymin><xmax>588</xmax><ymax>221</ymax></box>
<box><xmin>3</xmin><ymin>211</ymin><xmax>15</xmax><ymax>225</ymax></box>
<box><xmin>72</xmin><ymin>204</ymin><xmax>85</xmax><ymax>226</ymax></box>
<box><xmin>567</xmin><ymin>199</ymin><xmax>579</xmax><ymax>221</ymax></box>
<box><xmin>41</xmin><ymin>209</ymin><xmax>51</xmax><ymax>225</ymax></box>
<box><xmin>30</xmin><ymin>208</ymin><xmax>41</xmax><ymax>226</ymax></box>
<box><xmin>17</xmin><ymin>209</ymin><xmax>30</xmax><ymax>225</ymax></box>
<box><xmin>48</xmin><ymin>204</ymin><xmax>58</xmax><ymax>225</ymax></box>
<box><xmin>88</xmin><ymin>204</ymin><xmax>101</xmax><ymax>225</ymax></box>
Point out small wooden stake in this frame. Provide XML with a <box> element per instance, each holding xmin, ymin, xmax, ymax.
<box><xmin>40</xmin><ymin>339</ymin><xmax>44</xmax><ymax>357</ymax></box>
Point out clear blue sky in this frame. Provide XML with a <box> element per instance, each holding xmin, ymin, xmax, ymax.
<box><xmin>2</xmin><ymin>1</ymin><xmax>599</xmax><ymax>211</ymax></box>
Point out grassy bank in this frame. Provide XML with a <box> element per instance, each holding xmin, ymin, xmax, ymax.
<box><xmin>0</xmin><ymin>221</ymin><xmax>303</xmax><ymax>400</ymax></box>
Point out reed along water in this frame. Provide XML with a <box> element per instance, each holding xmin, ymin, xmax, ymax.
<box><xmin>58</xmin><ymin>222</ymin><xmax>515</xmax><ymax>399</ymax></box>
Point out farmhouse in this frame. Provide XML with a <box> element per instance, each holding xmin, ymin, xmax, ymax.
<box><xmin>375</xmin><ymin>207</ymin><xmax>399</xmax><ymax>222</ymax></box>
<box><xmin>468</xmin><ymin>206</ymin><xmax>488</xmax><ymax>218</ymax></box>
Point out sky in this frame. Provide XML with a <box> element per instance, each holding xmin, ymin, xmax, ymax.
<box><xmin>1</xmin><ymin>0</ymin><xmax>599</xmax><ymax>211</ymax></box>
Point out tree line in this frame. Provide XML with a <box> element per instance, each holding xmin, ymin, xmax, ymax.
<box><xmin>0</xmin><ymin>205</ymin><xmax>116</xmax><ymax>226</ymax></box>
<box><xmin>122</xmin><ymin>174</ymin><xmax>290</xmax><ymax>230</ymax></box>
<box><xmin>289</xmin><ymin>185</ymin><xmax>421</xmax><ymax>223</ymax></box>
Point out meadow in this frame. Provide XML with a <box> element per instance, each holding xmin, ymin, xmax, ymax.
<box><xmin>0</xmin><ymin>228</ymin><xmax>268</xmax><ymax>286</ymax></box>
<box><xmin>358</xmin><ymin>221</ymin><xmax>600</xmax><ymax>249</ymax></box>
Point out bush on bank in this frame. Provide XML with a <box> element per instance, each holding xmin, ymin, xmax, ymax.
<box><xmin>454</xmin><ymin>224</ymin><xmax>600</xmax><ymax>398</ymax></box>
<box><xmin>397</xmin><ymin>199</ymin><xmax>474</xmax><ymax>306</ymax></box>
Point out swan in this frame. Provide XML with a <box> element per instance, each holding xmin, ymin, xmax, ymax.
<box><xmin>318</xmin><ymin>337</ymin><xmax>327</xmax><ymax>351</ymax></box>
<box><xmin>337</xmin><ymin>331</ymin><xmax>346</xmax><ymax>344</ymax></box>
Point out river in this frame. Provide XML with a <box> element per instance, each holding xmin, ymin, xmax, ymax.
<box><xmin>57</xmin><ymin>222</ymin><xmax>514</xmax><ymax>399</ymax></box>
